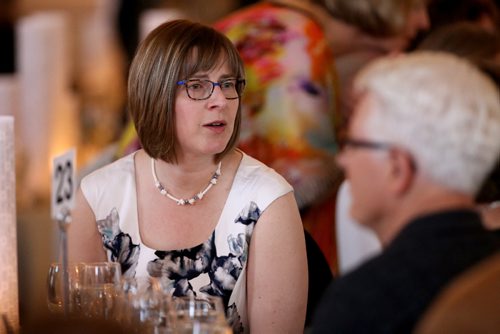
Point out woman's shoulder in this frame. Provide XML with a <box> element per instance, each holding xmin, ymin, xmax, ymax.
<box><xmin>82</xmin><ymin>152</ymin><xmax>136</xmax><ymax>183</ymax></box>
<box><xmin>237</xmin><ymin>150</ymin><xmax>293</xmax><ymax>193</ymax></box>
<box><xmin>80</xmin><ymin>151</ymin><xmax>138</xmax><ymax>212</ymax></box>
<box><xmin>80</xmin><ymin>152</ymin><xmax>137</xmax><ymax>196</ymax></box>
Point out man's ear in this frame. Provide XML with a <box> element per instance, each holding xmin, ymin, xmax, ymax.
<box><xmin>387</xmin><ymin>148</ymin><xmax>416</xmax><ymax>195</ymax></box>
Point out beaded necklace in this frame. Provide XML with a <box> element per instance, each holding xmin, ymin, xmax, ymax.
<box><xmin>151</xmin><ymin>158</ymin><xmax>221</xmax><ymax>206</ymax></box>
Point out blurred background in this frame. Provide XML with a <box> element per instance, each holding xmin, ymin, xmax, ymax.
<box><xmin>1</xmin><ymin>0</ymin><xmax>499</xmax><ymax>329</ymax></box>
<box><xmin>0</xmin><ymin>0</ymin><xmax>254</xmax><ymax>326</ymax></box>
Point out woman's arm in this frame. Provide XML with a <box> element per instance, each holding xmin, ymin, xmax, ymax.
<box><xmin>67</xmin><ymin>188</ymin><xmax>107</xmax><ymax>263</ymax></box>
<box><xmin>247</xmin><ymin>191</ymin><xmax>308</xmax><ymax>333</ymax></box>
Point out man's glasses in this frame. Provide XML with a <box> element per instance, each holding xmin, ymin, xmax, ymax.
<box><xmin>340</xmin><ymin>137</ymin><xmax>418</xmax><ymax>170</ymax></box>
<box><xmin>177</xmin><ymin>78</ymin><xmax>246</xmax><ymax>100</ymax></box>
<box><xmin>340</xmin><ymin>138</ymin><xmax>392</xmax><ymax>151</ymax></box>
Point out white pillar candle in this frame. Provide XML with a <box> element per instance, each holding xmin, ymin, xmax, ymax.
<box><xmin>17</xmin><ymin>12</ymin><xmax>79</xmax><ymax>200</ymax></box>
<box><xmin>0</xmin><ymin>76</ymin><xmax>20</xmax><ymax>165</ymax></box>
<box><xmin>0</xmin><ymin>116</ymin><xmax>19</xmax><ymax>334</ymax></box>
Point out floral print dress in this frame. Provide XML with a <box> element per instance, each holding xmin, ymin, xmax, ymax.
<box><xmin>80</xmin><ymin>150</ymin><xmax>293</xmax><ymax>333</ymax></box>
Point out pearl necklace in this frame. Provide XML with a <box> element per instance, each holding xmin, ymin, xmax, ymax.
<box><xmin>151</xmin><ymin>158</ymin><xmax>221</xmax><ymax>206</ymax></box>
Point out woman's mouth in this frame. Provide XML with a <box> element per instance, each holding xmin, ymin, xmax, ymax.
<box><xmin>203</xmin><ymin>120</ymin><xmax>227</xmax><ymax>133</ymax></box>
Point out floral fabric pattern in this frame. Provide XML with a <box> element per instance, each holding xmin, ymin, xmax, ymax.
<box><xmin>96</xmin><ymin>208</ymin><xmax>139</xmax><ymax>276</ymax></box>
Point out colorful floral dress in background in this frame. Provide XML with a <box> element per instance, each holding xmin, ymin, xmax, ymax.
<box><xmin>215</xmin><ymin>3</ymin><xmax>342</xmax><ymax>272</ymax></box>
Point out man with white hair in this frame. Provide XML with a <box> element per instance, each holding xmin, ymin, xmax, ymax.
<box><xmin>312</xmin><ymin>51</ymin><xmax>500</xmax><ymax>333</ymax></box>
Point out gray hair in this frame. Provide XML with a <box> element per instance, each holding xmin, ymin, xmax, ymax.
<box><xmin>353</xmin><ymin>51</ymin><xmax>500</xmax><ymax>195</ymax></box>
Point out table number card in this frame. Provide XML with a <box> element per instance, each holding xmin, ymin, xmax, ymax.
<box><xmin>51</xmin><ymin>148</ymin><xmax>76</xmax><ymax>221</ymax></box>
<box><xmin>51</xmin><ymin>148</ymin><xmax>76</xmax><ymax>316</ymax></box>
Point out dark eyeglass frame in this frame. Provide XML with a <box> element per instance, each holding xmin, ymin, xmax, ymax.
<box><xmin>340</xmin><ymin>137</ymin><xmax>418</xmax><ymax>170</ymax></box>
<box><xmin>340</xmin><ymin>138</ymin><xmax>392</xmax><ymax>151</ymax></box>
<box><xmin>177</xmin><ymin>78</ymin><xmax>246</xmax><ymax>101</ymax></box>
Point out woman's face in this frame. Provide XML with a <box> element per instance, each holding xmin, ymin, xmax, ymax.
<box><xmin>174</xmin><ymin>60</ymin><xmax>239</xmax><ymax>160</ymax></box>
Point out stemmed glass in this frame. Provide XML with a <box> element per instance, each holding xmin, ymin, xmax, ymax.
<box><xmin>116</xmin><ymin>276</ymin><xmax>172</xmax><ymax>333</ymax></box>
<box><xmin>79</xmin><ymin>262</ymin><xmax>122</xmax><ymax>320</ymax></box>
<box><xmin>46</xmin><ymin>262</ymin><xmax>84</xmax><ymax>315</ymax></box>
<box><xmin>169</xmin><ymin>295</ymin><xmax>232</xmax><ymax>334</ymax></box>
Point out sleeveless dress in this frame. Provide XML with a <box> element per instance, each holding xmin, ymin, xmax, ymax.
<box><xmin>80</xmin><ymin>150</ymin><xmax>293</xmax><ymax>333</ymax></box>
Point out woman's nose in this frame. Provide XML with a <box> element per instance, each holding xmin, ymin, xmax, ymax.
<box><xmin>209</xmin><ymin>84</ymin><xmax>228</xmax><ymax>105</ymax></box>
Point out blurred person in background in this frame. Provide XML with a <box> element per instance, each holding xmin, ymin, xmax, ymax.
<box><xmin>408</xmin><ymin>0</ymin><xmax>499</xmax><ymax>49</ymax></box>
<box><xmin>335</xmin><ymin>17</ymin><xmax>500</xmax><ymax>278</ymax></box>
<box><xmin>312</xmin><ymin>51</ymin><xmax>500</xmax><ymax>333</ymax></box>
<box><xmin>426</xmin><ymin>0</ymin><xmax>499</xmax><ymax>32</ymax></box>
<box><xmin>416</xmin><ymin>22</ymin><xmax>500</xmax><ymax>230</ymax></box>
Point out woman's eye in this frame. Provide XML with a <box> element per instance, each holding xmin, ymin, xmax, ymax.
<box><xmin>221</xmin><ymin>81</ymin><xmax>236</xmax><ymax>89</ymax></box>
<box><xmin>188</xmin><ymin>83</ymin><xmax>204</xmax><ymax>90</ymax></box>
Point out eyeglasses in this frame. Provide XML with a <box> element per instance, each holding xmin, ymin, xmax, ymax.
<box><xmin>177</xmin><ymin>78</ymin><xmax>246</xmax><ymax>100</ymax></box>
<box><xmin>341</xmin><ymin>137</ymin><xmax>418</xmax><ymax>170</ymax></box>
<box><xmin>340</xmin><ymin>138</ymin><xmax>392</xmax><ymax>151</ymax></box>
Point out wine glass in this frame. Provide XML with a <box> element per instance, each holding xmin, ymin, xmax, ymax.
<box><xmin>80</xmin><ymin>262</ymin><xmax>122</xmax><ymax>320</ymax></box>
<box><xmin>116</xmin><ymin>276</ymin><xmax>172</xmax><ymax>333</ymax></box>
<box><xmin>46</xmin><ymin>262</ymin><xmax>84</xmax><ymax>315</ymax></box>
<box><xmin>169</xmin><ymin>295</ymin><xmax>232</xmax><ymax>334</ymax></box>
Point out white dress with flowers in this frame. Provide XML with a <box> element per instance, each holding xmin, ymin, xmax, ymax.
<box><xmin>80</xmin><ymin>150</ymin><xmax>293</xmax><ymax>333</ymax></box>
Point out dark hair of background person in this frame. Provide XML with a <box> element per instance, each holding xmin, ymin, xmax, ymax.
<box><xmin>0</xmin><ymin>0</ymin><xmax>16</xmax><ymax>73</ymax></box>
<box><xmin>408</xmin><ymin>0</ymin><xmax>500</xmax><ymax>50</ymax></box>
<box><xmin>427</xmin><ymin>0</ymin><xmax>499</xmax><ymax>28</ymax></box>
<box><xmin>417</xmin><ymin>22</ymin><xmax>500</xmax><ymax>84</ymax></box>
<box><xmin>417</xmin><ymin>22</ymin><xmax>500</xmax><ymax>203</ymax></box>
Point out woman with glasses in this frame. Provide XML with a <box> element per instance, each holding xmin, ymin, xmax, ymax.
<box><xmin>68</xmin><ymin>19</ymin><xmax>308</xmax><ymax>333</ymax></box>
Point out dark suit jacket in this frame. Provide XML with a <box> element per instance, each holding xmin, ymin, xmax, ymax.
<box><xmin>312</xmin><ymin>209</ymin><xmax>500</xmax><ymax>334</ymax></box>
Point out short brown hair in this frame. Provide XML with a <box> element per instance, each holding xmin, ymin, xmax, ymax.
<box><xmin>128</xmin><ymin>19</ymin><xmax>245</xmax><ymax>163</ymax></box>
